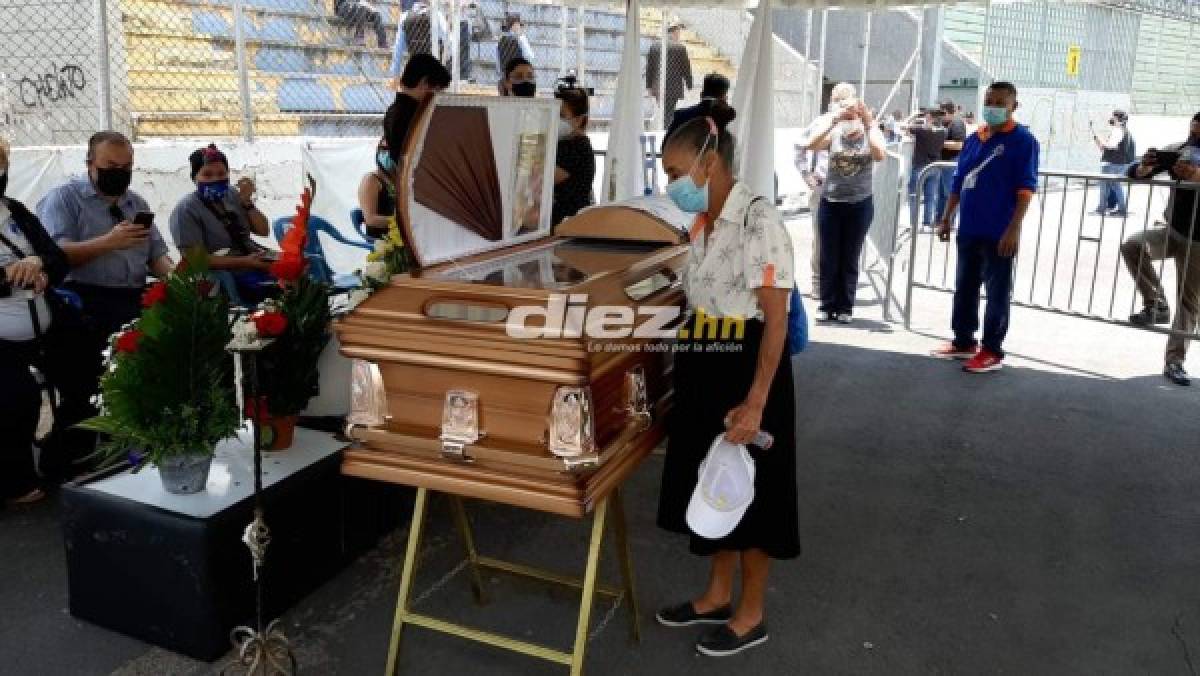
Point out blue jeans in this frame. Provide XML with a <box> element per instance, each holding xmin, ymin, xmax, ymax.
<box><xmin>1096</xmin><ymin>162</ymin><xmax>1128</xmax><ymax>213</ymax></box>
<box><xmin>952</xmin><ymin>236</ymin><xmax>1014</xmax><ymax>356</ymax></box>
<box><xmin>935</xmin><ymin>164</ymin><xmax>955</xmax><ymax>223</ymax></box>
<box><xmin>818</xmin><ymin>197</ymin><xmax>874</xmax><ymax>315</ymax></box>
<box><xmin>908</xmin><ymin>165</ymin><xmax>938</xmax><ymax>227</ymax></box>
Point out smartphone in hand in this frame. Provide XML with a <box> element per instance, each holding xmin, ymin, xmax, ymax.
<box><xmin>133</xmin><ymin>211</ymin><xmax>155</xmax><ymax>228</ymax></box>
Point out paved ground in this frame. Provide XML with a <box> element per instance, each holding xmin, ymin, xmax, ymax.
<box><xmin>3</xmin><ymin>210</ymin><xmax>1200</xmax><ymax>675</ymax></box>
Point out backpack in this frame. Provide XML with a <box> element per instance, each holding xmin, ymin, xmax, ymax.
<box><xmin>497</xmin><ymin>33</ymin><xmax>521</xmax><ymax>69</ymax></box>
<box><xmin>403</xmin><ymin>10</ymin><xmax>432</xmax><ymax>55</ymax></box>
<box><xmin>744</xmin><ymin>197</ymin><xmax>808</xmax><ymax>355</ymax></box>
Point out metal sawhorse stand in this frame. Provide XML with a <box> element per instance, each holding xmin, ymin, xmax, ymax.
<box><xmin>384</xmin><ymin>486</ymin><xmax>641</xmax><ymax>675</ymax></box>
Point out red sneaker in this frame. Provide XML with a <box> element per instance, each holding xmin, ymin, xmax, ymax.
<box><xmin>963</xmin><ymin>349</ymin><xmax>1003</xmax><ymax>373</ymax></box>
<box><xmin>929</xmin><ymin>342</ymin><xmax>977</xmax><ymax>360</ymax></box>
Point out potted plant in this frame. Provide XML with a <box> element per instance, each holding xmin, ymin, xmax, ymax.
<box><xmin>251</xmin><ymin>179</ymin><xmax>332</xmax><ymax>450</ymax></box>
<box><xmin>82</xmin><ymin>251</ymin><xmax>241</xmax><ymax>494</ymax></box>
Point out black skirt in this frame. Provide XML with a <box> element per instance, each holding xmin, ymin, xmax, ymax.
<box><xmin>656</xmin><ymin>318</ymin><xmax>800</xmax><ymax>560</ymax></box>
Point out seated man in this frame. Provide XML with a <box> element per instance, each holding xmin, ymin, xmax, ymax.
<box><xmin>500</xmin><ymin>58</ymin><xmax>536</xmax><ymax>97</ymax></box>
<box><xmin>170</xmin><ymin>144</ymin><xmax>276</xmax><ymax>305</ymax></box>
<box><xmin>35</xmin><ymin>130</ymin><xmax>174</xmax><ymax>479</ymax></box>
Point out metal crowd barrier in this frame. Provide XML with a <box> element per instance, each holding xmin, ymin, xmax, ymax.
<box><xmin>899</xmin><ymin>161</ymin><xmax>1200</xmax><ymax>343</ymax></box>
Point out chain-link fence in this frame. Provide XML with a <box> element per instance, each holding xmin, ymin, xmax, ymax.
<box><xmin>0</xmin><ymin>0</ymin><xmax>765</xmax><ymax>146</ymax></box>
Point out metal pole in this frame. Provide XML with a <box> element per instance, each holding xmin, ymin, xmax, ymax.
<box><xmin>911</xmin><ymin>9</ymin><xmax>924</xmax><ymax>114</ymax></box>
<box><xmin>450</xmin><ymin>0</ymin><xmax>461</xmax><ymax>91</ymax></box>
<box><xmin>976</xmin><ymin>0</ymin><xmax>993</xmax><ymax>115</ymax></box>
<box><xmin>560</xmin><ymin>5</ymin><xmax>569</xmax><ymax>77</ymax></box>
<box><xmin>94</xmin><ymin>0</ymin><xmax>113</xmax><ymax>130</ymax></box>
<box><xmin>577</xmin><ymin>8</ymin><xmax>586</xmax><ymax>82</ymax></box>
<box><xmin>860</xmin><ymin>11</ymin><xmax>872</xmax><ymax>104</ymax></box>
<box><xmin>232</xmin><ymin>0</ymin><xmax>254</xmax><ymax>141</ymax></box>
<box><xmin>430</xmin><ymin>0</ymin><xmax>442</xmax><ymax>63</ymax></box>
<box><xmin>659</xmin><ymin>11</ymin><xmax>668</xmax><ymax>131</ymax></box>
<box><xmin>817</xmin><ymin>10</ymin><xmax>827</xmax><ymax>110</ymax></box>
<box><xmin>804</xmin><ymin>9</ymin><xmax>813</xmax><ymax>121</ymax></box>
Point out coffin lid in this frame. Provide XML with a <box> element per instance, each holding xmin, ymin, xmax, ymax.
<box><xmin>398</xmin><ymin>94</ymin><xmax>561</xmax><ymax>268</ymax></box>
<box><xmin>555</xmin><ymin>195</ymin><xmax>691</xmax><ymax>245</ymax></box>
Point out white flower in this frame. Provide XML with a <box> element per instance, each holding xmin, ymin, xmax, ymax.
<box><xmin>364</xmin><ymin>261</ymin><xmax>389</xmax><ymax>283</ymax></box>
<box><xmin>373</xmin><ymin>239</ymin><xmax>391</xmax><ymax>255</ymax></box>
<box><xmin>347</xmin><ymin>288</ymin><xmax>370</xmax><ymax>310</ymax></box>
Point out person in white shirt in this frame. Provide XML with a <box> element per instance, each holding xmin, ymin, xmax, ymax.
<box><xmin>1092</xmin><ymin>109</ymin><xmax>1134</xmax><ymax>217</ymax></box>
<box><xmin>653</xmin><ymin>102</ymin><xmax>798</xmax><ymax>658</ymax></box>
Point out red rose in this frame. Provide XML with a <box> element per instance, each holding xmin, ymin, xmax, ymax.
<box><xmin>197</xmin><ymin>279</ymin><xmax>215</xmax><ymax>297</ymax></box>
<box><xmin>114</xmin><ymin>329</ymin><xmax>143</xmax><ymax>354</ymax></box>
<box><xmin>251</xmin><ymin>311</ymin><xmax>288</xmax><ymax>337</ymax></box>
<box><xmin>141</xmin><ymin>281</ymin><xmax>168</xmax><ymax>308</ymax></box>
<box><xmin>270</xmin><ymin>254</ymin><xmax>305</xmax><ymax>283</ymax></box>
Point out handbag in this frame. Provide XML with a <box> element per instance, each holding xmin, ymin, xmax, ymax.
<box><xmin>743</xmin><ymin>197</ymin><xmax>809</xmax><ymax>356</ymax></box>
<box><xmin>787</xmin><ymin>286</ymin><xmax>808</xmax><ymax>355</ymax></box>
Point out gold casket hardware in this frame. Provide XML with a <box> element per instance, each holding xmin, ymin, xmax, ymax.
<box><xmin>617</xmin><ymin>366</ymin><xmax>652</xmax><ymax>431</ymax></box>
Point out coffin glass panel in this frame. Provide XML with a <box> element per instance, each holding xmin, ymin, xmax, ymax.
<box><xmin>425</xmin><ymin>238</ymin><xmax>668</xmax><ymax>290</ymax></box>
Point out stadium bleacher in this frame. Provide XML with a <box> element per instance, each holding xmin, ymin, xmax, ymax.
<box><xmin>121</xmin><ymin>0</ymin><xmax>734</xmax><ymax>138</ymax></box>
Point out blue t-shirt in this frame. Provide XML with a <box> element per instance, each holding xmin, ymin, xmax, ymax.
<box><xmin>951</xmin><ymin>122</ymin><xmax>1040</xmax><ymax>240</ymax></box>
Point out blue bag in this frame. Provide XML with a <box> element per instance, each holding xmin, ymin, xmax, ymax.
<box><xmin>787</xmin><ymin>286</ymin><xmax>808</xmax><ymax>355</ymax></box>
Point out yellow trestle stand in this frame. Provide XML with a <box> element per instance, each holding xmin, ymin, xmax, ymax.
<box><xmin>383</xmin><ymin>487</ymin><xmax>641</xmax><ymax>676</ymax></box>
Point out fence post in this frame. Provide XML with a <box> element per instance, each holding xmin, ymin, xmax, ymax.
<box><xmin>658</xmin><ymin>11</ymin><xmax>668</xmax><ymax>131</ymax></box>
<box><xmin>560</xmin><ymin>5</ymin><xmax>569</xmax><ymax>77</ymax></box>
<box><xmin>577</xmin><ymin>8</ymin><xmax>586</xmax><ymax>82</ymax></box>
<box><xmin>94</xmin><ymin>0</ymin><xmax>113</xmax><ymax>130</ymax></box>
<box><xmin>450</xmin><ymin>0</ymin><xmax>461</xmax><ymax>91</ymax></box>
<box><xmin>232</xmin><ymin>0</ymin><xmax>255</xmax><ymax>142</ymax></box>
<box><xmin>859</xmin><ymin>10</ymin><xmax>872</xmax><ymax>103</ymax></box>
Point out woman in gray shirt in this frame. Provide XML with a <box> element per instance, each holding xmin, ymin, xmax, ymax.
<box><xmin>804</xmin><ymin>92</ymin><xmax>886</xmax><ymax>323</ymax></box>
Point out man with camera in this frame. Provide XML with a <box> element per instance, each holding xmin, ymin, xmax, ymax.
<box><xmin>1119</xmin><ymin>113</ymin><xmax>1200</xmax><ymax>386</ymax></box>
<box><xmin>1092</xmin><ymin>110</ymin><xmax>1135</xmax><ymax>217</ymax></box>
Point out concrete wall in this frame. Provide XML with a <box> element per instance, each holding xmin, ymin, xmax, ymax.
<box><xmin>772</xmin><ymin>8</ymin><xmax>979</xmax><ymax>115</ymax></box>
<box><xmin>0</xmin><ymin>0</ymin><xmax>103</xmax><ymax>144</ymax></box>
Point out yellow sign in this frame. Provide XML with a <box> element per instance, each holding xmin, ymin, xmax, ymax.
<box><xmin>1067</xmin><ymin>45</ymin><xmax>1082</xmax><ymax>76</ymax></box>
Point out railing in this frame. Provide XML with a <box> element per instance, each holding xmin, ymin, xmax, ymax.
<box><xmin>900</xmin><ymin>161</ymin><xmax>1200</xmax><ymax>343</ymax></box>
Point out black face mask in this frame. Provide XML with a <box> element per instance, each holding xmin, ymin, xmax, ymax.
<box><xmin>512</xmin><ymin>82</ymin><xmax>536</xmax><ymax>98</ymax></box>
<box><xmin>93</xmin><ymin>166</ymin><xmax>133</xmax><ymax>197</ymax></box>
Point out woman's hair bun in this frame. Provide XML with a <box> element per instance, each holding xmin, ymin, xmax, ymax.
<box><xmin>705</xmin><ymin>100</ymin><xmax>737</xmax><ymax>132</ymax></box>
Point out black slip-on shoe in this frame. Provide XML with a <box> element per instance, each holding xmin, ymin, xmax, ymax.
<box><xmin>655</xmin><ymin>602</ymin><xmax>733</xmax><ymax>628</ymax></box>
<box><xmin>696</xmin><ymin>622</ymin><xmax>769</xmax><ymax>657</ymax></box>
<box><xmin>1165</xmin><ymin>363</ymin><xmax>1192</xmax><ymax>386</ymax></box>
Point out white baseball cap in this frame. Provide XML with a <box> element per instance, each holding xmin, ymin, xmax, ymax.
<box><xmin>686</xmin><ymin>435</ymin><xmax>756</xmax><ymax>540</ymax></box>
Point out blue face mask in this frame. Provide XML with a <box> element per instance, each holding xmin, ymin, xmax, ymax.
<box><xmin>665</xmin><ymin>138</ymin><xmax>713</xmax><ymax>214</ymax></box>
<box><xmin>197</xmin><ymin>178</ymin><xmax>229</xmax><ymax>202</ymax></box>
<box><xmin>666</xmin><ymin>174</ymin><xmax>709</xmax><ymax>214</ymax></box>
<box><xmin>982</xmin><ymin>105</ymin><xmax>1010</xmax><ymax>127</ymax></box>
<box><xmin>377</xmin><ymin>150</ymin><xmax>395</xmax><ymax>172</ymax></box>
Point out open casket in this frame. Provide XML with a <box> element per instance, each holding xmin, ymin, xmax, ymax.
<box><xmin>337</xmin><ymin>95</ymin><xmax>691</xmax><ymax>517</ymax></box>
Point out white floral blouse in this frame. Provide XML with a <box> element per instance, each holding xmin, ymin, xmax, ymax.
<box><xmin>682</xmin><ymin>181</ymin><xmax>795</xmax><ymax>320</ymax></box>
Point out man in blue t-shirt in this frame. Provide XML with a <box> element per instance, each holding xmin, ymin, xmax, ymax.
<box><xmin>930</xmin><ymin>81</ymin><xmax>1040</xmax><ymax>373</ymax></box>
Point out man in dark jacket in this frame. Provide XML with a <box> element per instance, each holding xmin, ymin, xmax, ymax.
<box><xmin>1120</xmin><ymin>112</ymin><xmax>1200</xmax><ymax>386</ymax></box>
<box><xmin>646</xmin><ymin>24</ymin><xmax>693</xmax><ymax>129</ymax></box>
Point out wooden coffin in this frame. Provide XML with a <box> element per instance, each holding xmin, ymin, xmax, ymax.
<box><xmin>337</xmin><ymin>95</ymin><xmax>691</xmax><ymax>518</ymax></box>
